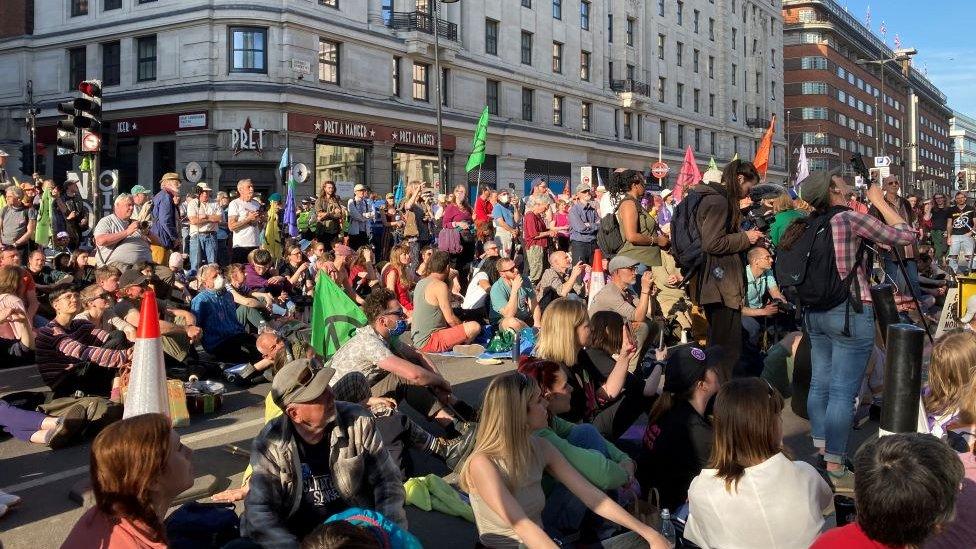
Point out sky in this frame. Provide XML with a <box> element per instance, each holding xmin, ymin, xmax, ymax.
<box><xmin>834</xmin><ymin>0</ymin><xmax>976</xmax><ymax>116</ymax></box>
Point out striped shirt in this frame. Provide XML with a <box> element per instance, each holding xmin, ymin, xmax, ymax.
<box><xmin>831</xmin><ymin>210</ymin><xmax>917</xmax><ymax>304</ymax></box>
<box><xmin>36</xmin><ymin>319</ymin><xmax>128</xmax><ymax>387</ymax></box>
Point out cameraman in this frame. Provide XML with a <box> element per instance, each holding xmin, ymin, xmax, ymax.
<box><xmin>741</xmin><ymin>246</ymin><xmax>785</xmax><ymax>345</ymax></box>
<box><xmin>689</xmin><ymin>160</ymin><xmax>763</xmax><ymax>380</ymax></box>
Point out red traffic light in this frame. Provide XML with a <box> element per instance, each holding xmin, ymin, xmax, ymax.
<box><xmin>78</xmin><ymin>80</ymin><xmax>101</xmax><ymax>98</ymax></box>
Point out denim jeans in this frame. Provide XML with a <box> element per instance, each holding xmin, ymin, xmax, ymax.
<box><xmin>806</xmin><ymin>302</ymin><xmax>875</xmax><ymax>464</ymax></box>
<box><xmin>882</xmin><ymin>256</ymin><xmax>922</xmax><ymax>302</ymax></box>
<box><xmin>190</xmin><ymin>233</ymin><xmax>217</xmax><ymax>273</ymax></box>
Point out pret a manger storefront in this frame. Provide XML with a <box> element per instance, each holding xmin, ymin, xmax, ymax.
<box><xmin>288</xmin><ymin>113</ymin><xmax>456</xmax><ymax>196</ymax></box>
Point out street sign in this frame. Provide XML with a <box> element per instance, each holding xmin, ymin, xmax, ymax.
<box><xmin>291</xmin><ymin>58</ymin><xmax>311</xmax><ymax>76</ymax></box>
<box><xmin>81</xmin><ymin>131</ymin><xmax>101</xmax><ymax>152</ymax></box>
<box><xmin>874</xmin><ymin>156</ymin><xmax>892</xmax><ymax>167</ymax></box>
<box><xmin>651</xmin><ymin>161</ymin><xmax>670</xmax><ymax>179</ymax></box>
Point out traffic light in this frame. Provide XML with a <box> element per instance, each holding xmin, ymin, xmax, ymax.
<box><xmin>56</xmin><ymin>100</ymin><xmax>78</xmax><ymax>156</ymax></box>
<box><xmin>75</xmin><ymin>80</ymin><xmax>102</xmax><ymax>131</ymax></box>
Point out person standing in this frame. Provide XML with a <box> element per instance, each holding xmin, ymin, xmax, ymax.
<box><xmin>926</xmin><ymin>193</ymin><xmax>950</xmax><ymax>265</ymax></box>
<box><xmin>568</xmin><ymin>184</ymin><xmax>600</xmax><ymax>265</ymax></box>
<box><xmin>215</xmin><ymin>191</ymin><xmax>231</xmax><ymax>266</ymax></box>
<box><xmin>227</xmin><ymin>179</ymin><xmax>263</xmax><ymax>264</ymax></box>
<box><xmin>315</xmin><ymin>181</ymin><xmax>345</xmax><ymax>248</ymax></box>
<box><xmin>491</xmin><ymin>189</ymin><xmax>518</xmax><ymax>259</ymax></box>
<box><xmin>523</xmin><ymin>196</ymin><xmax>555</xmax><ymax>285</ymax></box>
<box><xmin>870</xmin><ymin>176</ymin><xmax>922</xmax><ymax>303</ymax></box>
<box><xmin>947</xmin><ymin>191</ymin><xmax>975</xmax><ymax>273</ymax></box>
<box><xmin>148</xmin><ymin>173</ymin><xmax>180</xmax><ymax>266</ymax></box>
<box><xmin>59</xmin><ymin>177</ymin><xmax>89</xmax><ymax>250</ymax></box>
<box><xmin>473</xmin><ymin>185</ymin><xmax>494</xmax><ymax>245</ymax></box>
<box><xmin>347</xmin><ymin>184</ymin><xmax>373</xmax><ymax>250</ymax></box>
<box><xmin>0</xmin><ymin>185</ymin><xmax>37</xmax><ymax>262</ymax></box>
<box><xmin>186</xmin><ymin>183</ymin><xmax>221</xmax><ymax>272</ymax></box>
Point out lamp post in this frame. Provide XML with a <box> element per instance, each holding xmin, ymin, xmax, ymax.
<box><xmin>432</xmin><ymin>0</ymin><xmax>459</xmax><ymax>195</ymax></box>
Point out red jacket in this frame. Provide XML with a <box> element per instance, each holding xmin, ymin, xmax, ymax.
<box><xmin>523</xmin><ymin>211</ymin><xmax>550</xmax><ymax>248</ymax></box>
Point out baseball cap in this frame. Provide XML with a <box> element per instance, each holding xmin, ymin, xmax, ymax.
<box><xmin>962</xmin><ymin>295</ymin><xmax>976</xmax><ymax>323</ymax></box>
<box><xmin>663</xmin><ymin>346</ymin><xmax>720</xmax><ymax>394</ymax></box>
<box><xmin>196</xmin><ymin>182</ymin><xmax>213</xmax><ymax>192</ymax></box>
<box><xmin>608</xmin><ymin>255</ymin><xmax>641</xmax><ymax>272</ymax></box>
<box><xmin>118</xmin><ymin>269</ymin><xmax>148</xmax><ymax>288</ymax></box>
<box><xmin>271</xmin><ymin>358</ymin><xmax>336</xmax><ymax>410</ymax></box>
<box><xmin>576</xmin><ymin>183</ymin><xmax>592</xmax><ymax>193</ymax></box>
<box><xmin>130</xmin><ymin>184</ymin><xmax>150</xmax><ymax>195</ymax></box>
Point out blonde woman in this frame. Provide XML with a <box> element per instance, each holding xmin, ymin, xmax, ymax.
<box><xmin>533</xmin><ymin>298</ymin><xmax>646</xmax><ymax>439</ymax></box>
<box><xmin>460</xmin><ymin>371</ymin><xmax>669</xmax><ymax>549</ymax></box>
<box><xmin>923</xmin><ymin>331</ymin><xmax>976</xmax><ymax>448</ymax></box>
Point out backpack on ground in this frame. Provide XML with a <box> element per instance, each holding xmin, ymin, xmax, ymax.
<box><xmin>774</xmin><ymin>206</ymin><xmax>866</xmax><ymax>312</ymax></box>
<box><xmin>670</xmin><ymin>189</ymin><xmax>706</xmax><ymax>273</ymax></box>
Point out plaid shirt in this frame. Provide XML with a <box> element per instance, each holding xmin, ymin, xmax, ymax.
<box><xmin>831</xmin><ymin>210</ymin><xmax>917</xmax><ymax>304</ymax></box>
<box><xmin>241</xmin><ymin>401</ymin><xmax>406</xmax><ymax>548</ymax></box>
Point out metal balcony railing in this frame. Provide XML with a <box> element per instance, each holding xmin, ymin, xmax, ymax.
<box><xmin>610</xmin><ymin>79</ymin><xmax>651</xmax><ymax>97</ymax></box>
<box><xmin>388</xmin><ymin>11</ymin><xmax>458</xmax><ymax>41</ymax></box>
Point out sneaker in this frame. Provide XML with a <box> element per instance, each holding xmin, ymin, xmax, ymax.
<box><xmin>452</xmin><ymin>344</ymin><xmax>485</xmax><ymax>357</ymax></box>
<box><xmin>0</xmin><ymin>490</ymin><xmax>21</xmax><ymax>508</ymax></box>
<box><xmin>48</xmin><ymin>404</ymin><xmax>87</xmax><ymax>450</ymax></box>
<box><xmin>827</xmin><ymin>469</ymin><xmax>856</xmax><ymax>495</ymax></box>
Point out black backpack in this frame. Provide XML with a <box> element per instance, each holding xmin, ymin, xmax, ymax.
<box><xmin>775</xmin><ymin>206</ymin><xmax>866</xmax><ymax>313</ymax></box>
<box><xmin>596</xmin><ymin>197</ymin><xmax>631</xmax><ymax>255</ymax></box>
<box><xmin>670</xmin><ymin>189</ymin><xmax>706</xmax><ymax>273</ymax></box>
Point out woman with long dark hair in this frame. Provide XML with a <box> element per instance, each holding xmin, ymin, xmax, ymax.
<box><xmin>688</xmin><ymin>160</ymin><xmax>763</xmax><ymax>379</ymax></box>
<box><xmin>609</xmin><ymin>170</ymin><xmax>669</xmax><ymax>275</ymax></box>
<box><xmin>314</xmin><ymin>181</ymin><xmax>344</xmax><ymax>247</ymax></box>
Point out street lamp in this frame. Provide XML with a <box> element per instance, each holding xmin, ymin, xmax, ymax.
<box><xmin>433</xmin><ymin>0</ymin><xmax>459</xmax><ymax>195</ymax></box>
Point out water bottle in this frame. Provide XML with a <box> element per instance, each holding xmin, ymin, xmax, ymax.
<box><xmin>659</xmin><ymin>508</ymin><xmax>676</xmax><ymax>545</ymax></box>
<box><xmin>512</xmin><ymin>329</ymin><xmax>521</xmax><ymax>363</ymax></box>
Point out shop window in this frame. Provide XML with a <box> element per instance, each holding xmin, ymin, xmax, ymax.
<box><xmin>394</xmin><ymin>150</ymin><xmax>448</xmax><ymax>189</ymax></box>
<box><xmin>316</xmin><ymin>143</ymin><xmax>367</xmax><ymax>193</ymax></box>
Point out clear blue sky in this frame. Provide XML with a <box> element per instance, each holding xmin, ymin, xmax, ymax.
<box><xmin>836</xmin><ymin>0</ymin><xmax>976</xmax><ymax>116</ymax></box>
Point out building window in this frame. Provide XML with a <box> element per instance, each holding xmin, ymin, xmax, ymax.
<box><xmin>676</xmin><ymin>42</ymin><xmax>683</xmax><ymax>66</ymax></box>
<box><xmin>522</xmin><ymin>88</ymin><xmax>534</xmax><ymax>121</ymax></box>
<box><xmin>657</xmin><ymin>34</ymin><xmax>665</xmax><ymax>59</ymax></box>
<box><xmin>694</xmin><ymin>9</ymin><xmax>700</xmax><ymax>32</ymax></box>
<box><xmin>412</xmin><ymin>62</ymin><xmax>429</xmax><ymax>101</ymax></box>
<box><xmin>676</xmin><ymin>1</ymin><xmax>683</xmax><ymax>24</ymax></box>
<box><xmin>733</xmin><ymin>136</ymin><xmax>739</xmax><ymax>154</ymax></box>
<box><xmin>485</xmin><ymin>19</ymin><xmax>498</xmax><ymax>55</ymax></box>
<box><xmin>731</xmin><ymin>27</ymin><xmax>737</xmax><ymax>49</ymax></box>
<box><xmin>677</xmin><ymin>124</ymin><xmax>685</xmax><ymax>148</ymax></box>
<box><xmin>637</xmin><ymin>114</ymin><xmax>644</xmax><ymax>141</ymax></box>
<box><xmin>582</xmin><ymin>102</ymin><xmax>591</xmax><ymax>132</ymax></box>
<box><xmin>102</xmin><ymin>42</ymin><xmax>120</xmax><ymax>86</ymax></box>
<box><xmin>755</xmin><ymin>71</ymin><xmax>761</xmax><ymax>93</ymax></box>
<box><xmin>136</xmin><ymin>36</ymin><xmax>156</xmax><ymax>82</ymax></box>
<box><xmin>771</xmin><ymin>80</ymin><xmax>776</xmax><ymax>100</ymax></box>
<box><xmin>770</xmin><ymin>48</ymin><xmax>776</xmax><ymax>68</ymax></box>
<box><xmin>441</xmin><ymin>68</ymin><xmax>449</xmax><ymax>106</ymax></box>
<box><xmin>485</xmin><ymin>80</ymin><xmax>498</xmax><ymax>114</ymax></box>
<box><xmin>392</xmin><ymin>56</ymin><xmax>401</xmax><ymax>96</ymax></box>
<box><xmin>552</xmin><ymin>95</ymin><xmax>563</xmax><ymax>126</ymax></box>
<box><xmin>676</xmin><ymin>83</ymin><xmax>683</xmax><ymax>108</ymax></box>
<box><xmin>626</xmin><ymin>64</ymin><xmax>635</xmax><ymax>80</ymax></box>
<box><xmin>552</xmin><ymin>42</ymin><xmax>563</xmax><ymax>73</ymax></box>
<box><xmin>580</xmin><ymin>51</ymin><xmax>591</xmax><ymax>81</ymax></box>
<box><xmin>708</xmin><ymin>56</ymin><xmax>714</xmax><ymax>78</ymax></box>
<box><xmin>801</xmin><ymin>56</ymin><xmax>827</xmax><ymax>70</ymax></box>
<box><xmin>627</xmin><ymin>18</ymin><xmax>635</xmax><ymax>46</ymax></box>
<box><xmin>318</xmin><ymin>39</ymin><xmax>340</xmax><ymax>84</ymax></box>
<box><xmin>68</xmin><ymin>47</ymin><xmax>86</xmax><ymax>90</ymax></box>
<box><xmin>801</xmin><ymin>81</ymin><xmax>826</xmax><ymax>95</ymax></box>
<box><xmin>802</xmin><ymin>107</ymin><xmax>828</xmax><ymax>120</ymax></box>
<box><xmin>709</xmin><ymin>18</ymin><xmax>715</xmax><ymax>40</ymax></box>
<box><xmin>803</xmin><ymin>132</ymin><xmax>829</xmax><ymax>145</ymax></box>
<box><xmin>658</xmin><ymin>77</ymin><xmax>666</xmax><ymax>102</ymax></box>
<box><xmin>522</xmin><ymin>0</ymin><xmax>531</xmax><ymax>6</ymax></box>
<box><xmin>693</xmin><ymin>49</ymin><xmax>699</xmax><ymax>73</ymax></box>
<box><xmin>71</xmin><ymin>0</ymin><xmax>88</xmax><ymax>16</ymax></box>
<box><xmin>695</xmin><ymin>128</ymin><xmax>701</xmax><ymax>150</ymax></box>
<box><xmin>660</xmin><ymin>120</ymin><xmax>667</xmax><ymax>147</ymax></box>
<box><xmin>710</xmin><ymin>131</ymin><xmax>716</xmax><ymax>154</ymax></box>
<box><xmin>693</xmin><ymin>88</ymin><xmax>700</xmax><ymax>112</ymax></box>
<box><xmin>731</xmin><ymin>99</ymin><xmax>738</xmax><ymax>121</ymax></box>
<box><xmin>732</xmin><ymin>64</ymin><xmax>737</xmax><ymax>85</ymax></box>
<box><xmin>320</xmin><ymin>0</ymin><xmax>337</xmax><ymax>6</ymax></box>
<box><xmin>521</xmin><ymin>31</ymin><xmax>533</xmax><ymax>65</ymax></box>
<box><xmin>658</xmin><ymin>0</ymin><xmax>665</xmax><ymax>16</ymax></box>
<box><xmin>580</xmin><ymin>1</ymin><xmax>590</xmax><ymax>29</ymax></box>
<box><xmin>552</xmin><ymin>0</ymin><xmax>561</xmax><ymax>19</ymax></box>
<box><xmin>230</xmin><ymin>27</ymin><xmax>267</xmax><ymax>73</ymax></box>
<box><xmin>709</xmin><ymin>93</ymin><xmax>715</xmax><ymax>116</ymax></box>
<box><xmin>624</xmin><ymin>112</ymin><xmax>633</xmax><ymax>139</ymax></box>
<box><xmin>801</xmin><ymin>32</ymin><xmax>824</xmax><ymax>44</ymax></box>
<box><xmin>104</xmin><ymin>0</ymin><xmax>121</xmax><ymax>9</ymax></box>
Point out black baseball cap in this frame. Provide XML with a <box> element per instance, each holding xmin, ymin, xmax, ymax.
<box><xmin>663</xmin><ymin>346</ymin><xmax>721</xmax><ymax>394</ymax></box>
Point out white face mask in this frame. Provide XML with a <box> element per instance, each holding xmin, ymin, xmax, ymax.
<box><xmin>499</xmin><ymin>195</ymin><xmax>510</xmax><ymax>204</ymax></box>
<box><xmin>212</xmin><ymin>275</ymin><xmax>226</xmax><ymax>291</ymax></box>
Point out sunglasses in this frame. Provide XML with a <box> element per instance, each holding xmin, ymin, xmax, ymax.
<box><xmin>498</xmin><ymin>266</ymin><xmax>518</xmax><ymax>273</ymax></box>
<box><xmin>382</xmin><ymin>309</ymin><xmax>406</xmax><ymax>318</ymax></box>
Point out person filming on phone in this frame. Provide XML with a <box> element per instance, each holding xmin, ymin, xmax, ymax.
<box><xmin>537</xmin><ymin>250</ymin><xmax>588</xmax><ymax>310</ymax></box>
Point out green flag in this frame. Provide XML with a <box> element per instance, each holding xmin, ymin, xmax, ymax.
<box><xmin>310</xmin><ymin>272</ymin><xmax>367</xmax><ymax>360</ymax></box>
<box><xmin>35</xmin><ymin>187</ymin><xmax>52</xmax><ymax>247</ymax></box>
<box><xmin>465</xmin><ymin>106</ymin><xmax>490</xmax><ymax>173</ymax></box>
<box><xmin>708</xmin><ymin>157</ymin><xmax>718</xmax><ymax>170</ymax></box>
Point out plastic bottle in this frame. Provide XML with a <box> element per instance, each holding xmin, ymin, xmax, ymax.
<box><xmin>659</xmin><ymin>508</ymin><xmax>676</xmax><ymax>545</ymax></box>
<box><xmin>512</xmin><ymin>329</ymin><xmax>521</xmax><ymax>363</ymax></box>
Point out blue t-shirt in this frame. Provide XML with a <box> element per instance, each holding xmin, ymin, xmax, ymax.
<box><xmin>190</xmin><ymin>289</ymin><xmax>245</xmax><ymax>352</ymax></box>
<box><xmin>323</xmin><ymin>508</ymin><xmax>422</xmax><ymax>549</ymax></box>
<box><xmin>489</xmin><ymin>277</ymin><xmax>535</xmax><ymax>323</ymax></box>
<box><xmin>492</xmin><ymin>203</ymin><xmax>515</xmax><ymax>229</ymax></box>
<box><xmin>745</xmin><ymin>267</ymin><xmax>777</xmax><ymax>309</ymax></box>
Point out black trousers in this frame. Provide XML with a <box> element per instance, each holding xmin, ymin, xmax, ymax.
<box><xmin>703</xmin><ymin>303</ymin><xmax>742</xmax><ymax>381</ymax></box>
<box><xmin>210</xmin><ymin>332</ymin><xmax>262</xmax><ymax>365</ymax></box>
<box><xmin>570</xmin><ymin>240</ymin><xmax>596</xmax><ymax>266</ymax></box>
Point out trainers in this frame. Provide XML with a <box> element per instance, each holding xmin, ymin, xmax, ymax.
<box><xmin>48</xmin><ymin>404</ymin><xmax>87</xmax><ymax>450</ymax></box>
<box><xmin>453</xmin><ymin>344</ymin><xmax>485</xmax><ymax>357</ymax></box>
<box><xmin>828</xmin><ymin>469</ymin><xmax>855</xmax><ymax>495</ymax></box>
<box><xmin>0</xmin><ymin>490</ymin><xmax>21</xmax><ymax>508</ymax></box>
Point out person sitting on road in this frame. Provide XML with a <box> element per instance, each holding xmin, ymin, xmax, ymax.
<box><xmin>741</xmin><ymin>246</ymin><xmax>787</xmax><ymax>346</ymax></box>
<box><xmin>922</xmin><ymin>331</ymin><xmax>976</xmax><ymax>447</ymax></box>
<box><xmin>36</xmin><ymin>287</ymin><xmax>130</xmax><ymax>398</ymax></box>
<box><xmin>489</xmin><ymin>257</ymin><xmax>542</xmax><ymax>332</ymax></box>
<box><xmin>460</xmin><ymin>256</ymin><xmax>501</xmax><ymax>321</ymax></box>
<box><xmin>242</xmin><ymin>359</ymin><xmax>406</xmax><ymax>546</ymax></box>
<box><xmin>226</xmin><ymin>262</ymin><xmax>273</xmax><ymax>332</ymax></box>
<box><xmin>245</xmin><ymin>248</ymin><xmax>293</xmax><ymax>300</ymax></box>
<box><xmin>411</xmin><ymin>250</ymin><xmax>481</xmax><ymax>353</ymax></box>
<box><xmin>75</xmin><ymin>284</ymin><xmax>130</xmax><ymax>347</ymax></box>
<box><xmin>62</xmin><ymin>414</ymin><xmax>194</xmax><ymax>549</ymax></box>
<box><xmin>536</xmin><ymin>250</ymin><xmax>588</xmax><ymax>309</ymax></box>
<box><xmin>459</xmin><ymin>371</ymin><xmax>670</xmax><ymax>549</ymax></box>
<box><xmin>330</xmin><ymin>288</ymin><xmax>466</xmax><ymax>432</ymax></box>
<box><xmin>588</xmin><ymin>255</ymin><xmax>656</xmax><ymax>367</ymax></box>
<box><xmin>811</xmin><ymin>432</ymin><xmax>964</xmax><ymax>549</ymax></box>
<box><xmin>27</xmin><ymin>249</ymin><xmax>72</xmax><ymax>318</ymax></box>
<box><xmin>382</xmin><ymin>242</ymin><xmax>418</xmax><ymax>318</ymax></box>
<box><xmin>0</xmin><ymin>246</ymin><xmax>39</xmax><ymax>322</ymax></box>
<box><xmin>191</xmin><ymin>264</ymin><xmax>263</xmax><ymax>368</ymax></box>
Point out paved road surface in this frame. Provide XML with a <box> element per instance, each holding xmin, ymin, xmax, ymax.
<box><xmin>0</xmin><ymin>355</ymin><xmax>876</xmax><ymax>548</ymax></box>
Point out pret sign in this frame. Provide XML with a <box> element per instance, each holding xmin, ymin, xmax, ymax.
<box><xmin>231</xmin><ymin>118</ymin><xmax>269</xmax><ymax>155</ymax></box>
<box><xmin>651</xmin><ymin>161</ymin><xmax>670</xmax><ymax>179</ymax></box>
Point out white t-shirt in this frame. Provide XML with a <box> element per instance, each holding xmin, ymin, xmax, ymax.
<box><xmin>227</xmin><ymin>198</ymin><xmax>261</xmax><ymax>248</ymax></box>
<box><xmin>462</xmin><ymin>271</ymin><xmax>490</xmax><ymax>310</ymax></box>
<box><xmin>684</xmin><ymin>453</ymin><xmax>832</xmax><ymax>549</ymax></box>
<box><xmin>187</xmin><ymin>199</ymin><xmax>221</xmax><ymax>235</ymax></box>
<box><xmin>599</xmin><ymin>192</ymin><xmax>613</xmax><ymax>218</ymax></box>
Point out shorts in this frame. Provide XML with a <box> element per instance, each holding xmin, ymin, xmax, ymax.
<box><xmin>420</xmin><ymin>324</ymin><xmax>470</xmax><ymax>353</ymax></box>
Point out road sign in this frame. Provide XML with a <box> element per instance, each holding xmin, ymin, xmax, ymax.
<box><xmin>651</xmin><ymin>161</ymin><xmax>670</xmax><ymax>179</ymax></box>
<box><xmin>874</xmin><ymin>156</ymin><xmax>892</xmax><ymax>167</ymax></box>
<box><xmin>291</xmin><ymin>58</ymin><xmax>311</xmax><ymax>75</ymax></box>
<box><xmin>81</xmin><ymin>131</ymin><xmax>101</xmax><ymax>152</ymax></box>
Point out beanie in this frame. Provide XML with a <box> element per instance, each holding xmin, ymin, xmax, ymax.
<box><xmin>798</xmin><ymin>171</ymin><xmax>834</xmax><ymax>209</ymax></box>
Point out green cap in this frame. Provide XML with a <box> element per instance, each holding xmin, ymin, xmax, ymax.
<box><xmin>130</xmin><ymin>185</ymin><xmax>150</xmax><ymax>195</ymax></box>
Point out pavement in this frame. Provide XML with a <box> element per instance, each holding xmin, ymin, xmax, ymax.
<box><xmin>0</xmin><ymin>353</ymin><xmax>878</xmax><ymax>548</ymax></box>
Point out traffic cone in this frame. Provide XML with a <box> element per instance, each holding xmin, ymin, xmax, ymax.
<box><xmin>122</xmin><ymin>289</ymin><xmax>170</xmax><ymax>420</ymax></box>
<box><xmin>588</xmin><ymin>248</ymin><xmax>606</xmax><ymax>308</ymax></box>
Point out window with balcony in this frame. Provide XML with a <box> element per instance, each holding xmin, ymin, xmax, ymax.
<box><xmin>485</xmin><ymin>19</ymin><xmax>498</xmax><ymax>55</ymax></box>
<box><xmin>319</xmin><ymin>39</ymin><xmax>340</xmax><ymax>84</ymax></box>
<box><xmin>521</xmin><ymin>31</ymin><xmax>533</xmax><ymax>65</ymax></box>
<box><xmin>580</xmin><ymin>1</ymin><xmax>590</xmax><ymax>29</ymax></box>
<box><xmin>627</xmin><ymin>18</ymin><xmax>635</xmax><ymax>46</ymax></box>
<box><xmin>136</xmin><ymin>36</ymin><xmax>156</xmax><ymax>82</ymax></box>
<box><xmin>676</xmin><ymin>83</ymin><xmax>683</xmax><ymax>108</ymax></box>
<box><xmin>552</xmin><ymin>42</ymin><xmax>563</xmax><ymax>73</ymax></box>
<box><xmin>522</xmin><ymin>88</ymin><xmax>534</xmax><ymax>121</ymax></box>
<box><xmin>71</xmin><ymin>0</ymin><xmax>88</xmax><ymax>16</ymax></box>
<box><xmin>676</xmin><ymin>42</ymin><xmax>683</xmax><ymax>66</ymax></box>
<box><xmin>102</xmin><ymin>42</ymin><xmax>120</xmax><ymax>86</ymax></box>
<box><xmin>657</xmin><ymin>34</ymin><xmax>665</xmax><ymax>59</ymax></box>
<box><xmin>580</xmin><ymin>51</ymin><xmax>590</xmax><ymax>81</ymax></box>
<box><xmin>801</xmin><ymin>81</ymin><xmax>827</xmax><ymax>95</ymax></box>
<box><xmin>553</xmin><ymin>0</ymin><xmax>561</xmax><ymax>19</ymax></box>
<box><xmin>412</xmin><ymin>62</ymin><xmax>429</xmax><ymax>101</ymax></box>
<box><xmin>230</xmin><ymin>27</ymin><xmax>268</xmax><ymax>74</ymax></box>
<box><xmin>582</xmin><ymin>102</ymin><xmax>591</xmax><ymax>132</ymax></box>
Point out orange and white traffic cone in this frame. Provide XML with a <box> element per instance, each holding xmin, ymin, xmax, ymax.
<box><xmin>122</xmin><ymin>289</ymin><xmax>170</xmax><ymax>419</ymax></box>
<box><xmin>588</xmin><ymin>248</ymin><xmax>605</xmax><ymax>308</ymax></box>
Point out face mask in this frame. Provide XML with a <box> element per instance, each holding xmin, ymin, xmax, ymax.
<box><xmin>499</xmin><ymin>195</ymin><xmax>510</xmax><ymax>204</ymax></box>
<box><xmin>212</xmin><ymin>276</ymin><xmax>226</xmax><ymax>291</ymax></box>
<box><xmin>388</xmin><ymin>319</ymin><xmax>408</xmax><ymax>337</ymax></box>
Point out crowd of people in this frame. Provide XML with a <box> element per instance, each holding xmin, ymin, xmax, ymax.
<box><xmin>1</xmin><ymin>158</ymin><xmax>975</xmax><ymax>549</ymax></box>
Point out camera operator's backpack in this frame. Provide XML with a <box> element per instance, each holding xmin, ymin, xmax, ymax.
<box><xmin>596</xmin><ymin>197</ymin><xmax>630</xmax><ymax>255</ymax></box>
<box><xmin>670</xmin><ymin>189</ymin><xmax>706</xmax><ymax>273</ymax></box>
<box><xmin>775</xmin><ymin>206</ymin><xmax>867</xmax><ymax>316</ymax></box>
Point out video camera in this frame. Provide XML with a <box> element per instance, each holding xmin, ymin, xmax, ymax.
<box><xmin>743</xmin><ymin>209</ymin><xmax>777</xmax><ymax>233</ymax></box>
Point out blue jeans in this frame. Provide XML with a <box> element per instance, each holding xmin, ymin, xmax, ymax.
<box><xmin>542</xmin><ymin>424</ymin><xmax>610</xmax><ymax>540</ymax></box>
<box><xmin>190</xmin><ymin>233</ymin><xmax>217</xmax><ymax>273</ymax></box>
<box><xmin>882</xmin><ymin>256</ymin><xmax>922</xmax><ymax>302</ymax></box>
<box><xmin>806</xmin><ymin>302</ymin><xmax>875</xmax><ymax>464</ymax></box>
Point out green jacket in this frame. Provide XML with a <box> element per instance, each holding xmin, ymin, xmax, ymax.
<box><xmin>536</xmin><ymin>416</ymin><xmax>633</xmax><ymax>491</ymax></box>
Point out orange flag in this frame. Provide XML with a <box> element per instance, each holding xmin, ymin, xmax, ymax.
<box><xmin>753</xmin><ymin>114</ymin><xmax>776</xmax><ymax>179</ymax></box>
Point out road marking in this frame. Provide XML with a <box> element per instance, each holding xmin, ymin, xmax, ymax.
<box><xmin>1</xmin><ymin>417</ymin><xmax>265</xmax><ymax>493</ymax></box>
